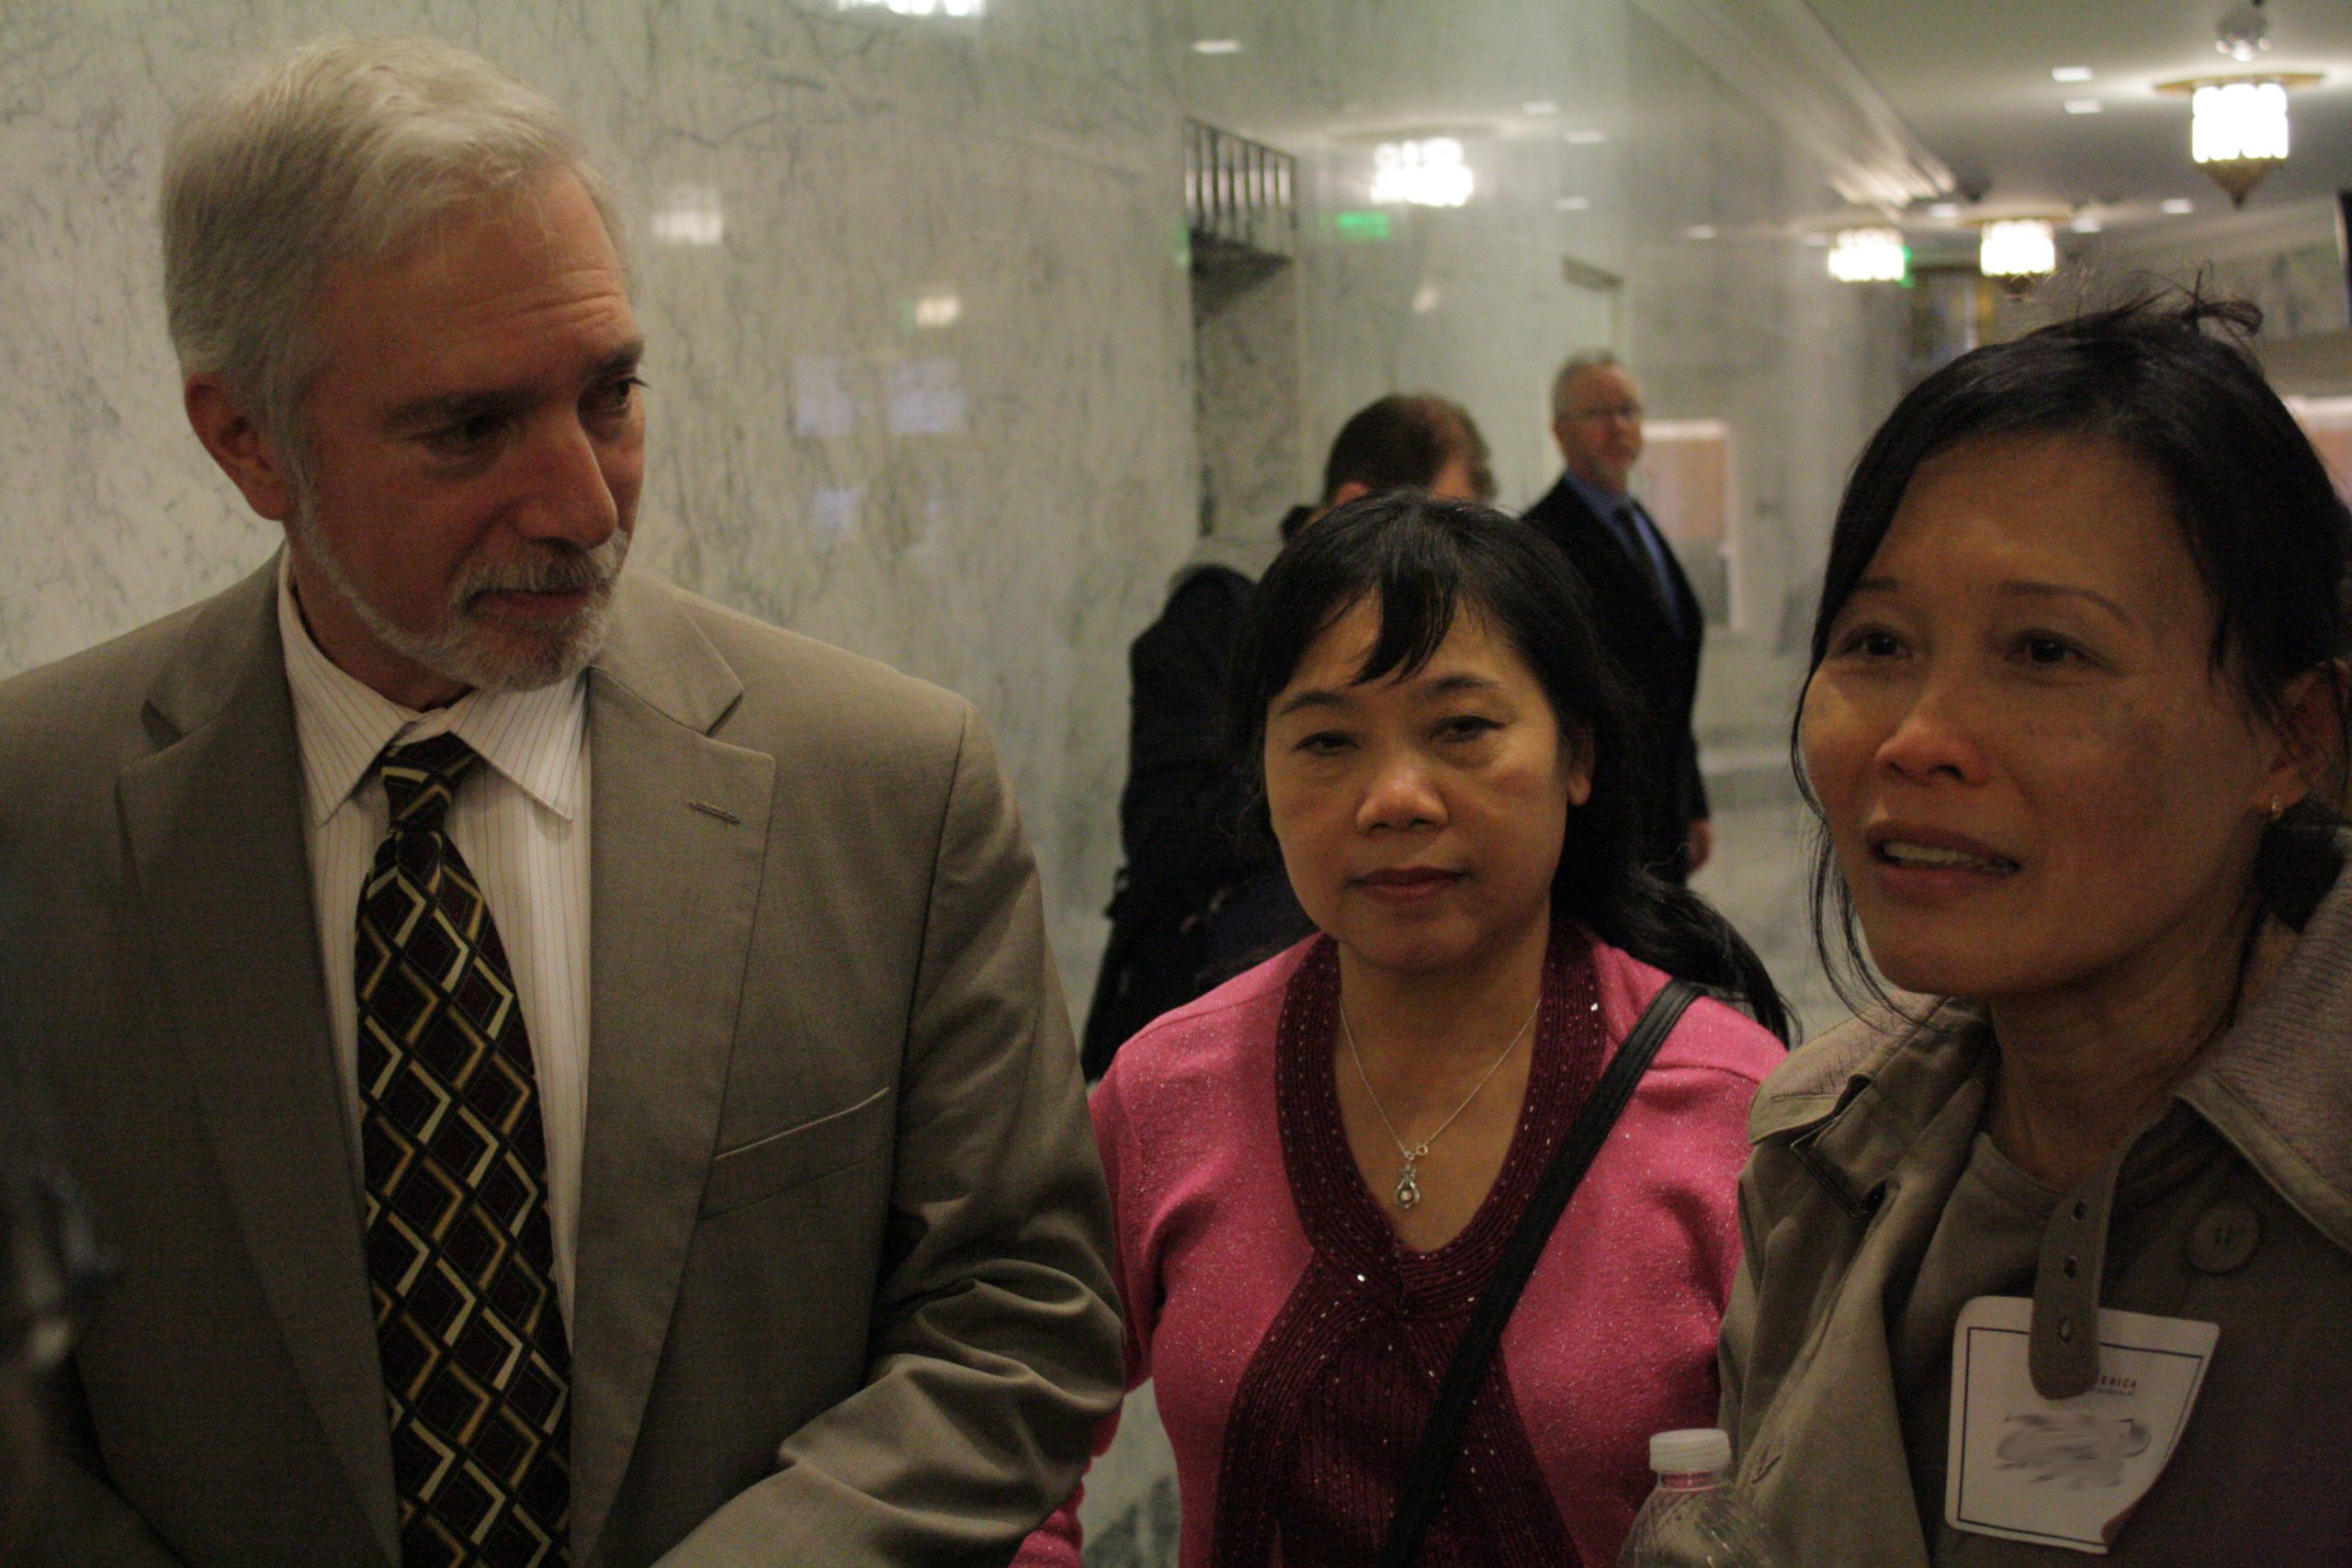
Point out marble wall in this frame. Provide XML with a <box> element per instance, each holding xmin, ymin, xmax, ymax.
<box><xmin>1193</xmin><ymin>252</ymin><xmax>1305</xmax><ymax>538</ymax></box>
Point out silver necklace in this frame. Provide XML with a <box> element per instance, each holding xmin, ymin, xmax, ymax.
<box><xmin>1340</xmin><ymin>994</ymin><xmax>1541</xmax><ymax>1211</ymax></box>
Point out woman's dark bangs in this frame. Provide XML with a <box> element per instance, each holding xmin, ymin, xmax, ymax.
<box><xmin>1241</xmin><ymin>532</ymin><xmax>1356</xmax><ymax>720</ymax></box>
<box><xmin>1354</xmin><ymin>525</ymin><xmax>1464</xmax><ymax>688</ymax></box>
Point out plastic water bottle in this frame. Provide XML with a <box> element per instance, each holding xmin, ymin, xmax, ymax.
<box><xmin>1617</xmin><ymin>1428</ymin><xmax>1777</xmax><ymax>1567</ymax></box>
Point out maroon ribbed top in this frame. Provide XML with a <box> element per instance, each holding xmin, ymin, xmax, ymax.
<box><xmin>1207</xmin><ymin>932</ymin><xmax>1607</xmax><ymax>1568</ymax></box>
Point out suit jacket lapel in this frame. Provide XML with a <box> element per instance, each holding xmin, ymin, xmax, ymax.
<box><xmin>570</xmin><ymin>576</ymin><xmax>775</xmax><ymax>1566</ymax></box>
<box><xmin>1581</xmin><ymin>486</ymin><xmax>1676</xmax><ymax>623</ymax></box>
<box><xmin>1541</xmin><ymin>478</ymin><xmax>1645</xmax><ymax>581</ymax></box>
<box><xmin>1537</xmin><ymin>478</ymin><xmax>1693</xmax><ymax>665</ymax></box>
<box><xmin>116</xmin><ymin>561</ymin><xmax>399</xmax><ymax>1564</ymax></box>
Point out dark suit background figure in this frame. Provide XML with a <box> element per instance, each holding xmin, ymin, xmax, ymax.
<box><xmin>1521</xmin><ymin>468</ymin><xmax>1709</xmax><ymax>883</ymax></box>
<box><xmin>1080</xmin><ymin>525</ymin><xmax>1307</xmax><ymax>1077</ymax></box>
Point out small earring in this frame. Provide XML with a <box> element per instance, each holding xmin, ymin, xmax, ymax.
<box><xmin>2267</xmin><ymin>796</ymin><xmax>2286</xmax><ymax>821</ymax></box>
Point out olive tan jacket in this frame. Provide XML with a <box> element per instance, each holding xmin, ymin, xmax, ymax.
<box><xmin>1719</xmin><ymin>864</ymin><xmax>2352</xmax><ymax>1565</ymax></box>
<box><xmin>0</xmin><ymin>560</ymin><xmax>1123</xmax><ymax>1567</ymax></box>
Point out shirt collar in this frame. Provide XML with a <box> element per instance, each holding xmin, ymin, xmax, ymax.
<box><xmin>276</xmin><ymin>552</ymin><xmax>586</xmax><ymax>827</ymax></box>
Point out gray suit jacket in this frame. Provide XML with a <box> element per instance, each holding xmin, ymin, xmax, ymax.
<box><xmin>0</xmin><ymin>560</ymin><xmax>1123</xmax><ymax>1567</ymax></box>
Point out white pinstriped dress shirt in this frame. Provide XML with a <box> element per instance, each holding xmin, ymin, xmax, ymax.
<box><xmin>275</xmin><ymin>556</ymin><xmax>592</xmax><ymax>1328</ymax></box>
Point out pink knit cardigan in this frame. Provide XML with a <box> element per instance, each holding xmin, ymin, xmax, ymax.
<box><xmin>1018</xmin><ymin>934</ymin><xmax>1782</xmax><ymax>1568</ymax></box>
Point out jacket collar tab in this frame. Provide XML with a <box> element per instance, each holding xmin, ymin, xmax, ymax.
<box><xmin>1754</xmin><ymin>998</ymin><xmax>1989</xmax><ymax>1214</ymax></box>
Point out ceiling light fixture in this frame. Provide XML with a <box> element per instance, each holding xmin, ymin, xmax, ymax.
<box><xmin>1979</xmin><ymin>218</ymin><xmax>2057</xmax><ymax>291</ymax></box>
<box><xmin>1522</xmin><ymin>100</ymin><xmax>1559</xmax><ymax>116</ymax></box>
<box><xmin>1827</xmin><ymin>228</ymin><xmax>1906</xmax><ymax>283</ymax></box>
<box><xmin>2146</xmin><ymin>2</ymin><xmax>2323</xmax><ymax>208</ymax></box>
<box><xmin>1555</xmin><ymin>196</ymin><xmax>1591</xmax><ymax>211</ymax></box>
<box><xmin>1190</xmin><ymin>38</ymin><xmax>1241</xmax><ymax>54</ymax></box>
<box><xmin>2052</xmin><ymin>65</ymin><xmax>2095</xmax><ymax>83</ymax></box>
<box><xmin>2157</xmin><ymin>72</ymin><xmax>2317</xmax><ymax>206</ymax></box>
<box><xmin>1683</xmin><ymin>223</ymin><xmax>1718</xmax><ymax>240</ymax></box>
<box><xmin>2064</xmin><ymin>99</ymin><xmax>2104</xmax><ymax>115</ymax></box>
<box><xmin>1928</xmin><ymin>201</ymin><xmax>1962</xmax><ymax>219</ymax></box>
<box><xmin>2196</xmin><ymin>78</ymin><xmax>2288</xmax><ymax>158</ymax></box>
<box><xmin>1371</xmin><ymin>139</ymin><xmax>1475</xmax><ymax>209</ymax></box>
<box><xmin>2161</xmin><ymin>197</ymin><xmax>2198</xmax><ymax>214</ymax></box>
<box><xmin>1565</xmin><ymin>129</ymin><xmax>1608</xmax><ymax>145</ymax></box>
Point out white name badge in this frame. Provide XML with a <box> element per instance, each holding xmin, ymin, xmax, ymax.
<box><xmin>1946</xmin><ymin>1296</ymin><xmax>2218</xmax><ymax>1555</ymax></box>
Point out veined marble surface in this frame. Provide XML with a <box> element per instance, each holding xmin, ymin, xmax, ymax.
<box><xmin>1193</xmin><ymin>257</ymin><xmax>1303</xmax><ymax>538</ymax></box>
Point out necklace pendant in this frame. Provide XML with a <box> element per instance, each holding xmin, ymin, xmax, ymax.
<box><xmin>1395</xmin><ymin>1158</ymin><xmax>1421</xmax><ymax>1210</ymax></box>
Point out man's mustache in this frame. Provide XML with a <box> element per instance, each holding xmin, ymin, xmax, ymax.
<box><xmin>457</xmin><ymin>536</ymin><xmax>628</xmax><ymax>606</ymax></box>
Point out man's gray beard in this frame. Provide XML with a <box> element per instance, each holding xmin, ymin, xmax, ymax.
<box><xmin>288</xmin><ymin>497</ymin><xmax>630</xmax><ymax>696</ymax></box>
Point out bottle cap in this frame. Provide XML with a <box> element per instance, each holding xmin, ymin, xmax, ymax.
<box><xmin>1648</xmin><ymin>1427</ymin><xmax>1732</xmax><ymax>1473</ymax></box>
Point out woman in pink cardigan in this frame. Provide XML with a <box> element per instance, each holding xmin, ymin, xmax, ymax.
<box><xmin>1022</xmin><ymin>494</ymin><xmax>1789</xmax><ymax>1568</ymax></box>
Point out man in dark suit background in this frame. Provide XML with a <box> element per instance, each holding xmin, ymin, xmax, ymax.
<box><xmin>1521</xmin><ymin>352</ymin><xmax>1713</xmax><ymax>882</ymax></box>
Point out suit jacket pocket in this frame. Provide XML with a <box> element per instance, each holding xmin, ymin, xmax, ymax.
<box><xmin>699</xmin><ymin>1084</ymin><xmax>894</xmax><ymax>1216</ymax></box>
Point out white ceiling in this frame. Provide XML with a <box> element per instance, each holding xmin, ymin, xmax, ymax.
<box><xmin>1163</xmin><ymin>0</ymin><xmax>2350</xmax><ymax>258</ymax></box>
<box><xmin>1803</xmin><ymin>0</ymin><xmax>2352</xmax><ymax>229</ymax></box>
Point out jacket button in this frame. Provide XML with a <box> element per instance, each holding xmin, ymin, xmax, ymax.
<box><xmin>2187</xmin><ymin>1201</ymin><xmax>2259</xmax><ymax>1274</ymax></box>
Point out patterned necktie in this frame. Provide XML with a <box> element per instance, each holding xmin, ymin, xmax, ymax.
<box><xmin>356</xmin><ymin>732</ymin><xmax>571</xmax><ymax>1568</ymax></box>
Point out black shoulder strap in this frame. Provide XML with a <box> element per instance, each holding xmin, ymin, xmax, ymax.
<box><xmin>1375</xmin><ymin>978</ymin><xmax>1703</xmax><ymax>1568</ymax></box>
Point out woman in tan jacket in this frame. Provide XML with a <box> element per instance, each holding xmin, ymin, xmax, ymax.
<box><xmin>1720</xmin><ymin>295</ymin><xmax>2352</xmax><ymax>1564</ymax></box>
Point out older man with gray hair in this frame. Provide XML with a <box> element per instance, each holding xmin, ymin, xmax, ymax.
<box><xmin>1521</xmin><ymin>350</ymin><xmax>1713</xmax><ymax>881</ymax></box>
<box><xmin>0</xmin><ymin>35</ymin><xmax>1120</xmax><ymax>1568</ymax></box>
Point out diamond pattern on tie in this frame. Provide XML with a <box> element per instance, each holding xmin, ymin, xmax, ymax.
<box><xmin>358</xmin><ymin>732</ymin><xmax>570</xmax><ymax>1568</ymax></box>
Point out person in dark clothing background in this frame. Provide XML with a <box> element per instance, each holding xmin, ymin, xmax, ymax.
<box><xmin>1080</xmin><ymin>394</ymin><xmax>1494</xmax><ymax>1076</ymax></box>
<box><xmin>1521</xmin><ymin>352</ymin><xmax>1713</xmax><ymax>883</ymax></box>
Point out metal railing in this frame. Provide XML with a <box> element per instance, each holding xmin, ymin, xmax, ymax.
<box><xmin>1184</xmin><ymin>120</ymin><xmax>1297</xmax><ymax>261</ymax></box>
